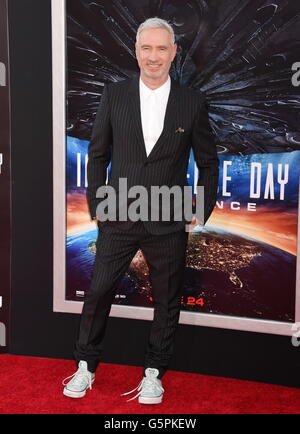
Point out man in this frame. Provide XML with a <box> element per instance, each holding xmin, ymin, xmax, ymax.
<box><xmin>62</xmin><ymin>17</ymin><xmax>219</xmax><ymax>404</ymax></box>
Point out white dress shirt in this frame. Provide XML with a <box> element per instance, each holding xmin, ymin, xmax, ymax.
<box><xmin>139</xmin><ymin>76</ymin><xmax>171</xmax><ymax>157</ymax></box>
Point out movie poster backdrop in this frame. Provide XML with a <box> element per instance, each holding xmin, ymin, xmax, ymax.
<box><xmin>53</xmin><ymin>0</ymin><xmax>300</xmax><ymax>334</ymax></box>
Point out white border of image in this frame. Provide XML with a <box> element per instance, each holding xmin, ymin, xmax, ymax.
<box><xmin>52</xmin><ymin>0</ymin><xmax>300</xmax><ymax>336</ymax></box>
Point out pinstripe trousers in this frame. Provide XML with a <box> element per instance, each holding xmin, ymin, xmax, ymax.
<box><xmin>74</xmin><ymin>221</ymin><xmax>189</xmax><ymax>379</ymax></box>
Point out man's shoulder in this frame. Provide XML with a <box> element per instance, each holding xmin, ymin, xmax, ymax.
<box><xmin>106</xmin><ymin>76</ymin><xmax>136</xmax><ymax>93</ymax></box>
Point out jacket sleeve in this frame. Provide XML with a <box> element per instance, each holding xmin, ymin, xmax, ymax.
<box><xmin>86</xmin><ymin>84</ymin><xmax>112</xmax><ymax>220</ymax></box>
<box><xmin>192</xmin><ymin>95</ymin><xmax>219</xmax><ymax>225</ymax></box>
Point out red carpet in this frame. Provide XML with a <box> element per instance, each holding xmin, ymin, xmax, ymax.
<box><xmin>0</xmin><ymin>354</ymin><xmax>300</xmax><ymax>414</ymax></box>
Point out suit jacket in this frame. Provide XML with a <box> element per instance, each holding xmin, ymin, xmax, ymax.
<box><xmin>87</xmin><ymin>74</ymin><xmax>219</xmax><ymax>234</ymax></box>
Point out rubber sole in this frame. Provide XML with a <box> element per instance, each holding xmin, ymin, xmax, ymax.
<box><xmin>138</xmin><ymin>395</ymin><xmax>163</xmax><ymax>404</ymax></box>
<box><xmin>63</xmin><ymin>388</ymin><xmax>87</xmax><ymax>399</ymax></box>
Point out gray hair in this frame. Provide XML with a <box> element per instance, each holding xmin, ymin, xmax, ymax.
<box><xmin>136</xmin><ymin>17</ymin><xmax>175</xmax><ymax>45</ymax></box>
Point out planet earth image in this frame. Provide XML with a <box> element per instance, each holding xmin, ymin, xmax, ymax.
<box><xmin>66</xmin><ymin>225</ymin><xmax>296</xmax><ymax>322</ymax></box>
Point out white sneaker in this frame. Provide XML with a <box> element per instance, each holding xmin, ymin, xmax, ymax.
<box><xmin>62</xmin><ymin>361</ymin><xmax>95</xmax><ymax>398</ymax></box>
<box><xmin>121</xmin><ymin>368</ymin><xmax>164</xmax><ymax>404</ymax></box>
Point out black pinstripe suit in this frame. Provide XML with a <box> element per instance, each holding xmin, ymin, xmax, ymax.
<box><xmin>74</xmin><ymin>74</ymin><xmax>219</xmax><ymax>377</ymax></box>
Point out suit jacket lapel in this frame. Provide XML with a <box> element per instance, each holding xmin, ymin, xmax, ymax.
<box><xmin>128</xmin><ymin>74</ymin><xmax>180</xmax><ymax>162</ymax></box>
<box><xmin>128</xmin><ymin>75</ymin><xmax>147</xmax><ymax>160</ymax></box>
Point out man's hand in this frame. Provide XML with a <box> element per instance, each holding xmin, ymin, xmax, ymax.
<box><xmin>188</xmin><ymin>216</ymin><xmax>200</xmax><ymax>236</ymax></box>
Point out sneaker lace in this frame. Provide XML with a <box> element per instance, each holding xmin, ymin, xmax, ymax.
<box><xmin>62</xmin><ymin>369</ymin><xmax>93</xmax><ymax>390</ymax></box>
<box><xmin>121</xmin><ymin>377</ymin><xmax>164</xmax><ymax>402</ymax></box>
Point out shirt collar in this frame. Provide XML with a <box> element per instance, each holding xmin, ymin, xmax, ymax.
<box><xmin>139</xmin><ymin>76</ymin><xmax>171</xmax><ymax>100</ymax></box>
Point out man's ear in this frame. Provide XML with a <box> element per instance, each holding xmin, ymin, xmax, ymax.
<box><xmin>172</xmin><ymin>44</ymin><xmax>177</xmax><ymax>61</ymax></box>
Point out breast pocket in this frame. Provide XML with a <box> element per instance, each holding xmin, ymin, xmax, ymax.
<box><xmin>177</xmin><ymin>130</ymin><xmax>191</xmax><ymax>146</ymax></box>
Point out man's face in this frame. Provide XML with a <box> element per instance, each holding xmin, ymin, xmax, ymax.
<box><xmin>135</xmin><ymin>27</ymin><xmax>177</xmax><ymax>84</ymax></box>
